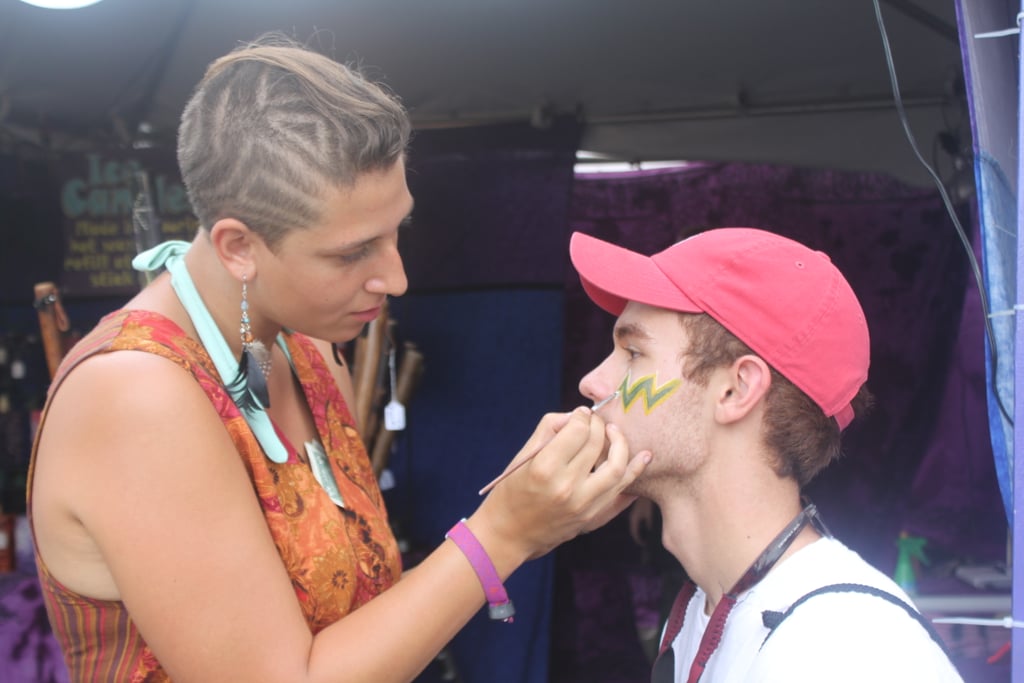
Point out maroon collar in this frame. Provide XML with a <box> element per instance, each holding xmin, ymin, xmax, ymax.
<box><xmin>652</xmin><ymin>502</ymin><xmax>830</xmax><ymax>683</ymax></box>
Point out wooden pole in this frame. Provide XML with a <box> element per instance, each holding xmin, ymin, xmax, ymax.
<box><xmin>352</xmin><ymin>300</ymin><xmax>388</xmax><ymax>436</ymax></box>
<box><xmin>362</xmin><ymin>320</ymin><xmax>397</xmax><ymax>448</ymax></box>
<box><xmin>33</xmin><ymin>282</ymin><xmax>71</xmax><ymax>381</ymax></box>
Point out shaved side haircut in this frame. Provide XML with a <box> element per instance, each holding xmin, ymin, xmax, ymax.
<box><xmin>177</xmin><ymin>33</ymin><xmax>411</xmax><ymax>247</ymax></box>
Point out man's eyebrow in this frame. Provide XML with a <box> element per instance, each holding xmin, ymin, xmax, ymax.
<box><xmin>614</xmin><ymin>322</ymin><xmax>652</xmax><ymax>343</ymax></box>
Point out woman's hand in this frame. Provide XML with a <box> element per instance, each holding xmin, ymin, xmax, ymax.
<box><xmin>470</xmin><ymin>407</ymin><xmax>650</xmax><ymax>565</ymax></box>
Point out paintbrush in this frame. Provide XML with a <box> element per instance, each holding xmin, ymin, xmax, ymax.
<box><xmin>477</xmin><ymin>390</ymin><xmax>620</xmax><ymax>495</ymax></box>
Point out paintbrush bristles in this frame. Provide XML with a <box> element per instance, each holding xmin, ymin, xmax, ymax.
<box><xmin>590</xmin><ymin>390</ymin><xmax>619</xmax><ymax>411</ymax></box>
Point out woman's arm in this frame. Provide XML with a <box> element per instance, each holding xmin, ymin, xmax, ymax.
<box><xmin>32</xmin><ymin>349</ymin><xmax>647</xmax><ymax>683</ymax></box>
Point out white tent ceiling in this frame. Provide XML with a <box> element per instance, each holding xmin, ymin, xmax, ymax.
<box><xmin>0</xmin><ymin>0</ymin><xmax>966</xmax><ymax>186</ymax></box>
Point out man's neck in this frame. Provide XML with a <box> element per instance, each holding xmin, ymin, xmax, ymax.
<box><xmin>656</xmin><ymin>460</ymin><xmax>816</xmax><ymax>613</ymax></box>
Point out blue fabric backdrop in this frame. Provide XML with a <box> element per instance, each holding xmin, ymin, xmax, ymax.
<box><xmin>382</xmin><ymin>120</ymin><xmax>581</xmax><ymax>683</ymax></box>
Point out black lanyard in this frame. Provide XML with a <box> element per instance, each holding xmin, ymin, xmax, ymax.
<box><xmin>651</xmin><ymin>502</ymin><xmax>830</xmax><ymax>683</ymax></box>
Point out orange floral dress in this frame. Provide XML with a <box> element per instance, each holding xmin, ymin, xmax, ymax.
<box><xmin>27</xmin><ymin>309</ymin><xmax>401</xmax><ymax>683</ymax></box>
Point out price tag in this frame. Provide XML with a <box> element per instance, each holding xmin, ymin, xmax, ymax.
<box><xmin>383</xmin><ymin>342</ymin><xmax>406</xmax><ymax>431</ymax></box>
<box><xmin>384</xmin><ymin>400</ymin><xmax>406</xmax><ymax>431</ymax></box>
<box><xmin>378</xmin><ymin>468</ymin><xmax>396</xmax><ymax>491</ymax></box>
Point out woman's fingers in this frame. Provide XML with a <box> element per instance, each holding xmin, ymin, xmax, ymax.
<box><xmin>516</xmin><ymin>409</ymin><xmax>578</xmax><ymax>462</ymax></box>
<box><xmin>577</xmin><ymin>423</ymin><xmax>652</xmax><ymax>533</ymax></box>
<box><xmin>477</xmin><ymin>409</ymin><xmax>580</xmax><ymax>495</ymax></box>
<box><xmin>476</xmin><ymin>409</ymin><xmax>653</xmax><ymax>560</ymax></box>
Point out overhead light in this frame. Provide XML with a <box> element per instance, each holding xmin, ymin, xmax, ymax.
<box><xmin>574</xmin><ymin>150</ymin><xmax>694</xmax><ymax>174</ymax></box>
<box><xmin>19</xmin><ymin>0</ymin><xmax>105</xmax><ymax>9</ymax></box>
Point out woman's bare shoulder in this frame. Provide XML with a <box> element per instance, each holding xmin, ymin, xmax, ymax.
<box><xmin>37</xmin><ymin>349</ymin><xmax>235</xmax><ymax>493</ymax></box>
<box><xmin>32</xmin><ymin>346</ymin><xmax>322</xmax><ymax>677</ymax></box>
<box><xmin>32</xmin><ymin>348</ymin><xmax>247</xmax><ymax>598</ymax></box>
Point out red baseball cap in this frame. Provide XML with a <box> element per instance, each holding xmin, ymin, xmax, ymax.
<box><xmin>569</xmin><ymin>228</ymin><xmax>869</xmax><ymax>430</ymax></box>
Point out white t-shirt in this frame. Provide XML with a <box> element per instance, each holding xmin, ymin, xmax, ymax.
<box><xmin>668</xmin><ymin>537</ymin><xmax>964</xmax><ymax>682</ymax></box>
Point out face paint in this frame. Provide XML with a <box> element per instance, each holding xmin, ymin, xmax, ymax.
<box><xmin>618</xmin><ymin>370</ymin><xmax>681</xmax><ymax>415</ymax></box>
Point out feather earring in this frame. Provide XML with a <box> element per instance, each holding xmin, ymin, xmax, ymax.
<box><xmin>331</xmin><ymin>342</ymin><xmax>346</xmax><ymax>368</ymax></box>
<box><xmin>231</xmin><ymin>275</ymin><xmax>272</xmax><ymax>410</ymax></box>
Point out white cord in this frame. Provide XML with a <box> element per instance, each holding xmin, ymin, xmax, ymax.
<box><xmin>987</xmin><ymin>304</ymin><xmax>1024</xmax><ymax>319</ymax></box>
<box><xmin>974</xmin><ymin>12</ymin><xmax>1024</xmax><ymax>38</ymax></box>
<box><xmin>932</xmin><ymin>616</ymin><xmax>1024</xmax><ymax>628</ymax></box>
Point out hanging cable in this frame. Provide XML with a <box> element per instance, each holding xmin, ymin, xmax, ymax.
<box><xmin>872</xmin><ymin>0</ymin><xmax>1013</xmax><ymax>425</ymax></box>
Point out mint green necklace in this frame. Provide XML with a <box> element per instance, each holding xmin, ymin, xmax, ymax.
<box><xmin>132</xmin><ymin>241</ymin><xmax>346</xmax><ymax>507</ymax></box>
<box><xmin>133</xmin><ymin>241</ymin><xmax>290</xmax><ymax>464</ymax></box>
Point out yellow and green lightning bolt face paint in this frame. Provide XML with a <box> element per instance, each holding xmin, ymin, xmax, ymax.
<box><xmin>618</xmin><ymin>370</ymin><xmax>681</xmax><ymax>415</ymax></box>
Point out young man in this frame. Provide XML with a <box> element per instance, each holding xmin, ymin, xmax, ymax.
<box><xmin>571</xmin><ymin>228</ymin><xmax>963</xmax><ymax>682</ymax></box>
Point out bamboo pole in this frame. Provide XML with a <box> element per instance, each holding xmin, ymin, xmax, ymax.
<box><xmin>352</xmin><ymin>300</ymin><xmax>389</xmax><ymax>436</ymax></box>
<box><xmin>362</xmin><ymin>320</ymin><xmax>396</xmax><ymax>448</ymax></box>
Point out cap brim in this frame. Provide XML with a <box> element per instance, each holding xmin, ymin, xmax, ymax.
<box><xmin>570</xmin><ymin>232</ymin><xmax>702</xmax><ymax>316</ymax></box>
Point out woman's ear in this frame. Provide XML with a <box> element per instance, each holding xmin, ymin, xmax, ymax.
<box><xmin>208</xmin><ymin>218</ymin><xmax>256</xmax><ymax>279</ymax></box>
<box><xmin>715</xmin><ymin>354</ymin><xmax>772</xmax><ymax>425</ymax></box>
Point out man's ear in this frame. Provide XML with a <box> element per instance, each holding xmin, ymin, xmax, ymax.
<box><xmin>715</xmin><ymin>354</ymin><xmax>772</xmax><ymax>425</ymax></box>
<box><xmin>208</xmin><ymin>218</ymin><xmax>257</xmax><ymax>279</ymax></box>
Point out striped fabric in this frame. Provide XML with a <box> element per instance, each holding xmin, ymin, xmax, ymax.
<box><xmin>27</xmin><ymin>309</ymin><xmax>402</xmax><ymax>681</ymax></box>
<box><xmin>35</xmin><ymin>575</ymin><xmax>159</xmax><ymax>682</ymax></box>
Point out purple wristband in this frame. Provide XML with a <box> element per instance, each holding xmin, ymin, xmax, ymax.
<box><xmin>446</xmin><ymin>519</ymin><xmax>515</xmax><ymax>622</ymax></box>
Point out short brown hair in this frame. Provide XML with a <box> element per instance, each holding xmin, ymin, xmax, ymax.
<box><xmin>177</xmin><ymin>33</ymin><xmax>411</xmax><ymax>246</ymax></box>
<box><xmin>679</xmin><ymin>313</ymin><xmax>872</xmax><ymax>486</ymax></box>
